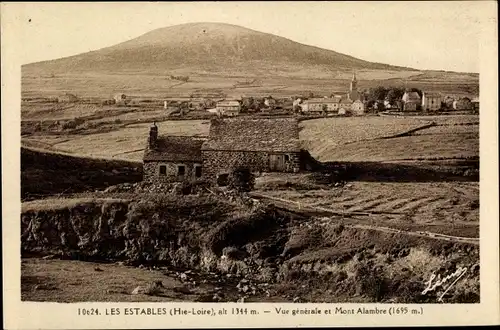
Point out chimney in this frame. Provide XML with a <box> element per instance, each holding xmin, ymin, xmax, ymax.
<box><xmin>148</xmin><ymin>122</ymin><xmax>158</xmax><ymax>149</ymax></box>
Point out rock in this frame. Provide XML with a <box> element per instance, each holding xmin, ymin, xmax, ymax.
<box><xmin>94</xmin><ymin>267</ymin><xmax>104</xmax><ymax>272</ymax></box>
<box><xmin>242</xmin><ymin>285</ymin><xmax>249</xmax><ymax>293</ymax></box>
<box><xmin>179</xmin><ymin>273</ymin><xmax>188</xmax><ymax>281</ymax></box>
<box><xmin>173</xmin><ymin>285</ymin><xmax>193</xmax><ymax>295</ymax></box>
<box><xmin>237</xmin><ymin>297</ymin><xmax>246</xmax><ymax>303</ymax></box>
<box><xmin>293</xmin><ymin>296</ymin><xmax>301</xmax><ymax>303</ymax></box>
<box><xmin>131</xmin><ymin>286</ymin><xmax>145</xmax><ymax>295</ymax></box>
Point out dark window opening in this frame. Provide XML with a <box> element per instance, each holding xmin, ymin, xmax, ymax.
<box><xmin>195</xmin><ymin>166</ymin><xmax>202</xmax><ymax>178</ymax></box>
<box><xmin>178</xmin><ymin>165</ymin><xmax>185</xmax><ymax>176</ymax></box>
<box><xmin>217</xmin><ymin>173</ymin><xmax>229</xmax><ymax>187</ymax></box>
<box><xmin>284</xmin><ymin>154</ymin><xmax>290</xmax><ymax>162</ymax></box>
<box><xmin>159</xmin><ymin>165</ymin><xmax>167</xmax><ymax>175</ymax></box>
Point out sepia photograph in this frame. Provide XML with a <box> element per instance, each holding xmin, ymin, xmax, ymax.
<box><xmin>2</xmin><ymin>1</ymin><xmax>499</xmax><ymax>328</ymax></box>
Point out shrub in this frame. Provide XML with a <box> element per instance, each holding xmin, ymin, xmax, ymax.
<box><xmin>228</xmin><ymin>168</ymin><xmax>255</xmax><ymax>192</ymax></box>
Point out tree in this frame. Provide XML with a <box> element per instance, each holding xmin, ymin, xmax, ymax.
<box><xmin>242</xmin><ymin>97</ymin><xmax>255</xmax><ymax>112</ymax></box>
<box><xmin>386</xmin><ymin>87</ymin><xmax>405</xmax><ymax>104</ymax></box>
<box><xmin>373</xmin><ymin>86</ymin><xmax>388</xmax><ymax>101</ymax></box>
<box><xmin>410</xmin><ymin>88</ymin><xmax>423</xmax><ymax>99</ymax></box>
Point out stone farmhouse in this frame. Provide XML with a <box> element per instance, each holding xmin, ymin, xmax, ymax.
<box><xmin>422</xmin><ymin>92</ymin><xmax>442</xmax><ymax>111</ymax></box>
<box><xmin>143</xmin><ymin>118</ymin><xmax>304</xmax><ymax>186</ymax></box>
<box><xmin>114</xmin><ymin>93</ymin><xmax>127</xmax><ymax>104</ymax></box>
<box><xmin>57</xmin><ymin>93</ymin><xmax>78</xmax><ymax>103</ymax></box>
<box><xmin>216</xmin><ymin>100</ymin><xmax>241</xmax><ymax>117</ymax></box>
<box><xmin>143</xmin><ymin>124</ymin><xmax>205</xmax><ymax>184</ymax></box>
<box><xmin>453</xmin><ymin>97</ymin><xmax>473</xmax><ymax>110</ymax></box>
<box><xmin>301</xmin><ymin>97</ymin><xmax>341</xmax><ymax>113</ymax></box>
<box><xmin>402</xmin><ymin>91</ymin><xmax>421</xmax><ymax>111</ymax></box>
<box><xmin>471</xmin><ymin>97</ymin><xmax>480</xmax><ymax>111</ymax></box>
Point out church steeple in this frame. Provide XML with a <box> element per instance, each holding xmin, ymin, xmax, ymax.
<box><xmin>350</xmin><ymin>71</ymin><xmax>357</xmax><ymax>92</ymax></box>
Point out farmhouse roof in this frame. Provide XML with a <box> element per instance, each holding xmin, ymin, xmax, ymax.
<box><xmin>143</xmin><ymin>136</ymin><xmax>205</xmax><ymax>162</ymax></box>
<box><xmin>201</xmin><ymin>117</ymin><xmax>301</xmax><ymax>152</ymax></box>
<box><xmin>402</xmin><ymin>91</ymin><xmax>421</xmax><ymax>103</ymax></box>
<box><xmin>305</xmin><ymin>97</ymin><xmax>341</xmax><ymax>103</ymax></box>
<box><xmin>423</xmin><ymin>92</ymin><xmax>442</xmax><ymax>98</ymax></box>
<box><xmin>217</xmin><ymin>100</ymin><xmax>240</xmax><ymax>106</ymax></box>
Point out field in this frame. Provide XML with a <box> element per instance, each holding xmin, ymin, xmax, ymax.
<box><xmin>255</xmin><ymin>177</ymin><xmax>479</xmax><ymax>238</ymax></box>
<box><xmin>301</xmin><ymin>115</ymin><xmax>479</xmax><ymax>162</ymax></box>
<box><xmin>21</xmin><ymin>70</ymin><xmax>478</xmax><ymax>100</ymax></box>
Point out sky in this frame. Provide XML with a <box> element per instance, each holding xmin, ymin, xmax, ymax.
<box><xmin>5</xmin><ymin>1</ymin><xmax>492</xmax><ymax>72</ymax></box>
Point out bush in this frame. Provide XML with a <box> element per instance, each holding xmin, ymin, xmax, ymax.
<box><xmin>228</xmin><ymin>168</ymin><xmax>255</xmax><ymax>192</ymax></box>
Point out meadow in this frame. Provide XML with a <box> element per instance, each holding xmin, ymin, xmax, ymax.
<box><xmin>21</xmin><ymin>70</ymin><xmax>478</xmax><ymax>100</ymax></box>
<box><xmin>301</xmin><ymin>115</ymin><xmax>479</xmax><ymax>162</ymax></box>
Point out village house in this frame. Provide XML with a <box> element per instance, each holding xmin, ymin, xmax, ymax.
<box><xmin>351</xmin><ymin>100</ymin><xmax>365</xmax><ymax>115</ymax></box>
<box><xmin>57</xmin><ymin>93</ymin><xmax>78</xmax><ymax>103</ymax></box>
<box><xmin>114</xmin><ymin>93</ymin><xmax>127</xmax><ymax>104</ymax></box>
<box><xmin>453</xmin><ymin>97</ymin><xmax>473</xmax><ymax>110</ymax></box>
<box><xmin>402</xmin><ymin>91</ymin><xmax>421</xmax><ymax>111</ymax></box>
<box><xmin>142</xmin><ymin>118</ymin><xmax>305</xmax><ymax>187</ymax></box>
<box><xmin>201</xmin><ymin>118</ymin><xmax>302</xmax><ymax>185</ymax></box>
<box><xmin>301</xmin><ymin>97</ymin><xmax>341</xmax><ymax>113</ymax></box>
<box><xmin>216</xmin><ymin>100</ymin><xmax>241</xmax><ymax>117</ymax></box>
<box><xmin>264</xmin><ymin>96</ymin><xmax>277</xmax><ymax>109</ymax></box>
<box><xmin>422</xmin><ymin>92</ymin><xmax>442</xmax><ymax>111</ymax></box>
<box><xmin>443</xmin><ymin>96</ymin><xmax>455</xmax><ymax>110</ymax></box>
<box><xmin>142</xmin><ymin>123</ymin><xmax>205</xmax><ymax>184</ymax></box>
<box><xmin>471</xmin><ymin>97</ymin><xmax>480</xmax><ymax>111</ymax></box>
<box><xmin>339</xmin><ymin>98</ymin><xmax>353</xmax><ymax>114</ymax></box>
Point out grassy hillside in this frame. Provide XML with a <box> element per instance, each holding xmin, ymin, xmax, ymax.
<box><xmin>301</xmin><ymin>115</ymin><xmax>479</xmax><ymax>162</ymax></box>
<box><xmin>21</xmin><ymin>147</ymin><xmax>142</xmax><ymax>200</ymax></box>
<box><xmin>23</xmin><ymin>22</ymin><xmax>412</xmax><ymax>77</ymax></box>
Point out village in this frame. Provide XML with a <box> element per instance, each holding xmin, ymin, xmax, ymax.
<box><xmin>123</xmin><ymin>73</ymin><xmax>480</xmax><ymax>118</ymax></box>
<box><xmin>52</xmin><ymin>72</ymin><xmax>479</xmax><ymax>120</ymax></box>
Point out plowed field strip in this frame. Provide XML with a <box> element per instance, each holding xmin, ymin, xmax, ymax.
<box><xmin>249</xmin><ymin>192</ymin><xmax>479</xmax><ymax>245</ymax></box>
<box><xmin>347</xmin><ymin>196</ymin><xmax>401</xmax><ymax>212</ymax></box>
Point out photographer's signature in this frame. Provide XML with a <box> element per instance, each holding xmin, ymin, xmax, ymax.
<box><xmin>421</xmin><ymin>266</ymin><xmax>468</xmax><ymax>302</ymax></box>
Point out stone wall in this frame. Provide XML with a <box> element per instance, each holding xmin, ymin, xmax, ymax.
<box><xmin>143</xmin><ymin>161</ymin><xmax>203</xmax><ymax>184</ymax></box>
<box><xmin>202</xmin><ymin>150</ymin><xmax>301</xmax><ymax>183</ymax></box>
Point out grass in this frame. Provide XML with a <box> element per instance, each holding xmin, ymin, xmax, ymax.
<box><xmin>21</xmin><ymin>147</ymin><xmax>142</xmax><ymax>199</ymax></box>
<box><xmin>21</xmin><ymin>259</ymin><xmax>181</xmax><ymax>302</ymax></box>
<box><xmin>255</xmin><ymin>176</ymin><xmax>479</xmax><ymax>238</ymax></box>
<box><xmin>26</xmin><ymin>120</ymin><xmax>210</xmax><ymax>161</ymax></box>
<box><xmin>21</xmin><ymin>70</ymin><xmax>478</xmax><ymax>100</ymax></box>
<box><xmin>320</xmin><ymin>133</ymin><xmax>478</xmax><ymax>162</ymax></box>
<box><xmin>21</xmin><ymin>197</ymin><xmax>128</xmax><ymax>213</ymax></box>
<box><xmin>300</xmin><ymin>115</ymin><xmax>479</xmax><ymax>162</ymax></box>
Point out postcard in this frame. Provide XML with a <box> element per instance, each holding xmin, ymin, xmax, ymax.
<box><xmin>2</xmin><ymin>1</ymin><xmax>499</xmax><ymax>328</ymax></box>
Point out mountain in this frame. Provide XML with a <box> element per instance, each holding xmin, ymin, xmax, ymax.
<box><xmin>23</xmin><ymin>22</ymin><xmax>415</xmax><ymax>77</ymax></box>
